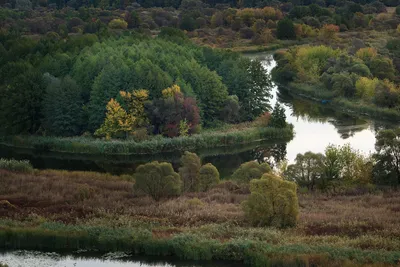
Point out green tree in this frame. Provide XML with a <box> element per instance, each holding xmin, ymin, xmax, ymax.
<box><xmin>231</xmin><ymin>161</ymin><xmax>271</xmax><ymax>184</ymax></box>
<box><xmin>42</xmin><ymin>75</ymin><xmax>84</xmax><ymax>136</ymax></box>
<box><xmin>276</xmin><ymin>18</ymin><xmax>296</xmax><ymax>40</ymax></box>
<box><xmin>369</xmin><ymin>57</ymin><xmax>396</xmax><ymax>81</ymax></box>
<box><xmin>199</xmin><ymin>163</ymin><xmax>220</xmax><ymax>192</ymax></box>
<box><xmin>0</xmin><ymin>71</ymin><xmax>45</xmax><ymax>134</ymax></box>
<box><xmin>374</xmin><ymin>128</ymin><xmax>400</xmax><ymax>186</ymax></box>
<box><xmin>242</xmin><ymin>173</ymin><xmax>299</xmax><ymax>227</ymax></box>
<box><xmin>285</xmin><ymin>152</ymin><xmax>324</xmax><ymax>191</ymax></box>
<box><xmin>134</xmin><ymin>161</ymin><xmax>182</xmax><ymax>201</ymax></box>
<box><xmin>269</xmin><ymin>103</ymin><xmax>287</xmax><ymax>128</ymax></box>
<box><xmin>179</xmin><ymin>151</ymin><xmax>201</xmax><ymax>192</ymax></box>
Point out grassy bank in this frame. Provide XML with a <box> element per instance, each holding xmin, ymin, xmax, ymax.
<box><xmin>281</xmin><ymin>82</ymin><xmax>400</xmax><ymax>121</ymax></box>
<box><xmin>0</xmin><ymin>126</ymin><xmax>294</xmax><ymax>155</ymax></box>
<box><xmin>0</xmin><ymin>169</ymin><xmax>400</xmax><ymax>266</ymax></box>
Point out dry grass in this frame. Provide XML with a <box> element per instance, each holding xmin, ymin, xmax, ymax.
<box><xmin>1</xmin><ymin>169</ymin><xmax>400</xmax><ymax>253</ymax></box>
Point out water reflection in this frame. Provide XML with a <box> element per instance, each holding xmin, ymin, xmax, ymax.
<box><xmin>0</xmin><ymin>250</ymin><xmax>239</xmax><ymax>267</ymax></box>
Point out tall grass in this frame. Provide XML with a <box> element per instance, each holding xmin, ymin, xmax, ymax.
<box><xmin>0</xmin><ymin>158</ymin><xmax>33</xmax><ymax>173</ymax></box>
<box><xmin>0</xmin><ymin>126</ymin><xmax>294</xmax><ymax>155</ymax></box>
<box><xmin>0</xmin><ymin>223</ymin><xmax>399</xmax><ymax>266</ymax></box>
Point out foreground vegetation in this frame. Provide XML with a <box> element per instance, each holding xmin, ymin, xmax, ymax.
<box><xmin>2</xmin><ymin>128</ymin><xmax>400</xmax><ymax>265</ymax></box>
<box><xmin>0</xmin><ymin>167</ymin><xmax>399</xmax><ymax>266</ymax></box>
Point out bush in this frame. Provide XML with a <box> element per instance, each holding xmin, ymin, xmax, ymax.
<box><xmin>276</xmin><ymin>18</ymin><xmax>296</xmax><ymax>40</ymax></box>
<box><xmin>108</xmin><ymin>19</ymin><xmax>128</xmax><ymax>29</ymax></box>
<box><xmin>231</xmin><ymin>161</ymin><xmax>271</xmax><ymax>184</ymax></box>
<box><xmin>134</xmin><ymin>161</ymin><xmax>182</xmax><ymax>201</ymax></box>
<box><xmin>179</xmin><ymin>151</ymin><xmax>201</xmax><ymax>192</ymax></box>
<box><xmin>0</xmin><ymin>158</ymin><xmax>33</xmax><ymax>173</ymax></box>
<box><xmin>199</xmin><ymin>163</ymin><xmax>220</xmax><ymax>192</ymax></box>
<box><xmin>242</xmin><ymin>173</ymin><xmax>299</xmax><ymax>228</ymax></box>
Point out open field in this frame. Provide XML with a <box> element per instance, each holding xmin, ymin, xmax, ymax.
<box><xmin>1</xmin><ymin>169</ymin><xmax>400</xmax><ymax>266</ymax></box>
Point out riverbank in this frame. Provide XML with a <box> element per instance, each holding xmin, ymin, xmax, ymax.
<box><xmin>0</xmin><ymin>169</ymin><xmax>400</xmax><ymax>266</ymax></box>
<box><xmin>279</xmin><ymin>82</ymin><xmax>400</xmax><ymax>122</ymax></box>
<box><xmin>0</xmin><ymin>126</ymin><xmax>293</xmax><ymax>156</ymax></box>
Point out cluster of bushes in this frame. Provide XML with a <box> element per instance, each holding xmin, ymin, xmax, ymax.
<box><xmin>273</xmin><ymin>45</ymin><xmax>400</xmax><ymax>115</ymax></box>
<box><xmin>0</xmin><ymin>33</ymin><xmax>272</xmax><ymax>139</ymax></box>
<box><xmin>284</xmin><ymin>128</ymin><xmax>400</xmax><ymax>191</ymax></box>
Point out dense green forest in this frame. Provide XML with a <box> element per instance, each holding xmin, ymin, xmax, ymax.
<box><xmin>0</xmin><ymin>30</ymin><xmax>275</xmax><ymax>140</ymax></box>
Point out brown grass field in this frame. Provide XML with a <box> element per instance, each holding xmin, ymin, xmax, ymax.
<box><xmin>1</xmin><ymin>168</ymin><xmax>400</xmax><ymax>255</ymax></box>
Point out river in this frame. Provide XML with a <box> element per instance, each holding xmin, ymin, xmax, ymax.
<box><xmin>0</xmin><ymin>53</ymin><xmax>393</xmax><ymax>177</ymax></box>
<box><xmin>0</xmin><ymin>250</ymin><xmax>239</xmax><ymax>267</ymax></box>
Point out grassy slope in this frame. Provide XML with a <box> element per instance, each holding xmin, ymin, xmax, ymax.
<box><xmin>0</xmin><ymin>169</ymin><xmax>399</xmax><ymax>266</ymax></box>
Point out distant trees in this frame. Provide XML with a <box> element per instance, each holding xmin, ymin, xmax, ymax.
<box><xmin>243</xmin><ymin>173</ymin><xmax>299</xmax><ymax>227</ymax></box>
<box><xmin>285</xmin><ymin>145</ymin><xmax>372</xmax><ymax>191</ymax></box>
<box><xmin>134</xmin><ymin>161</ymin><xmax>182</xmax><ymax>201</ymax></box>
<box><xmin>108</xmin><ymin>19</ymin><xmax>128</xmax><ymax>29</ymax></box>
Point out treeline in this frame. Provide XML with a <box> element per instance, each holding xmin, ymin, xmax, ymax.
<box><xmin>0</xmin><ymin>30</ymin><xmax>273</xmax><ymax>139</ymax></box>
<box><xmin>272</xmin><ymin>43</ymin><xmax>400</xmax><ymax>115</ymax></box>
<box><xmin>1</xmin><ymin>0</ymin><xmax>399</xmax><ymax>45</ymax></box>
<box><xmin>282</xmin><ymin>128</ymin><xmax>400</xmax><ymax>191</ymax></box>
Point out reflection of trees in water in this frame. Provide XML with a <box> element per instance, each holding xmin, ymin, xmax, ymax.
<box><xmin>277</xmin><ymin>87</ymin><xmax>373</xmax><ymax>139</ymax></box>
<box><xmin>203</xmin><ymin>143</ymin><xmax>288</xmax><ymax>178</ymax></box>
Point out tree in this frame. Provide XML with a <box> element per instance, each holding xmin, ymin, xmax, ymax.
<box><xmin>42</xmin><ymin>76</ymin><xmax>84</xmax><ymax>136</ymax></box>
<box><xmin>126</xmin><ymin>11</ymin><xmax>141</xmax><ymax>29</ymax></box>
<box><xmin>95</xmin><ymin>99</ymin><xmax>135</xmax><ymax>139</ymax></box>
<box><xmin>374</xmin><ymin>129</ymin><xmax>400</xmax><ymax>186</ymax></box>
<box><xmin>134</xmin><ymin>161</ymin><xmax>182</xmax><ymax>201</ymax></box>
<box><xmin>318</xmin><ymin>24</ymin><xmax>339</xmax><ymax>41</ymax></box>
<box><xmin>276</xmin><ymin>18</ymin><xmax>296</xmax><ymax>40</ymax></box>
<box><xmin>179</xmin><ymin>151</ymin><xmax>201</xmax><ymax>192</ymax></box>
<box><xmin>231</xmin><ymin>161</ymin><xmax>271</xmax><ymax>184</ymax></box>
<box><xmin>0</xmin><ymin>71</ymin><xmax>45</xmax><ymax>134</ymax></box>
<box><xmin>242</xmin><ymin>173</ymin><xmax>299</xmax><ymax>227</ymax></box>
<box><xmin>199</xmin><ymin>163</ymin><xmax>220</xmax><ymax>192</ymax></box>
<box><xmin>369</xmin><ymin>57</ymin><xmax>396</xmax><ymax>80</ymax></box>
<box><xmin>119</xmin><ymin>89</ymin><xmax>149</xmax><ymax>128</ymax></box>
<box><xmin>269</xmin><ymin>103</ymin><xmax>287</xmax><ymax>128</ymax></box>
<box><xmin>355</xmin><ymin>77</ymin><xmax>378</xmax><ymax>101</ymax></box>
<box><xmin>285</xmin><ymin>152</ymin><xmax>324</xmax><ymax>191</ymax></box>
<box><xmin>221</xmin><ymin>95</ymin><xmax>240</xmax><ymax>123</ymax></box>
<box><xmin>108</xmin><ymin>19</ymin><xmax>128</xmax><ymax>29</ymax></box>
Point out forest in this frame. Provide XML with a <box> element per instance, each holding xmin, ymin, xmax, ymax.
<box><xmin>1</xmin><ymin>0</ymin><xmax>400</xmax><ymax>266</ymax></box>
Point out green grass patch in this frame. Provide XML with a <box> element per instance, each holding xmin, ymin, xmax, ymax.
<box><xmin>0</xmin><ymin>126</ymin><xmax>294</xmax><ymax>155</ymax></box>
<box><xmin>0</xmin><ymin>158</ymin><xmax>33</xmax><ymax>173</ymax></box>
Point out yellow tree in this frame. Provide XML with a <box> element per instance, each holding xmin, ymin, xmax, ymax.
<box><xmin>162</xmin><ymin>84</ymin><xmax>181</xmax><ymax>98</ymax></box>
<box><xmin>95</xmin><ymin>98</ymin><xmax>135</xmax><ymax>139</ymax></box>
<box><xmin>120</xmin><ymin>89</ymin><xmax>149</xmax><ymax>127</ymax></box>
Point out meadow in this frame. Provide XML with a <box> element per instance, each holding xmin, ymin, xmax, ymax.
<box><xmin>0</xmin><ymin>168</ymin><xmax>399</xmax><ymax>266</ymax></box>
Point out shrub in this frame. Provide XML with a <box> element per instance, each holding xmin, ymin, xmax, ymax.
<box><xmin>199</xmin><ymin>163</ymin><xmax>220</xmax><ymax>192</ymax></box>
<box><xmin>108</xmin><ymin>19</ymin><xmax>128</xmax><ymax>29</ymax></box>
<box><xmin>242</xmin><ymin>173</ymin><xmax>299</xmax><ymax>227</ymax></box>
<box><xmin>355</xmin><ymin>77</ymin><xmax>379</xmax><ymax>101</ymax></box>
<box><xmin>0</xmin><ymin>158</ymin><xmax>33</xmax><ymax>173</ymax></box>
<box><xmin>276</xmin><ymin>18</ymin><xmax>296</xmax><ymax>40</ymax></box>
<box><xmin>355</xmin><ymin>47</ymin><xmax>377</xmax><ymax>62</ymax></box>
<box><xmin>134</xmin><ymin>161</ymin><xmax>182</xmax><ymax>201</ymax></box>
<box><xmin>231</xmin><ymin>161</ymin><xmax>271</xmax><ymax>184</ymax></box>
<box><xmin>179</xmin><ymin>151</ymin><xmax>201</xmax><ymax>192</ymax></box>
